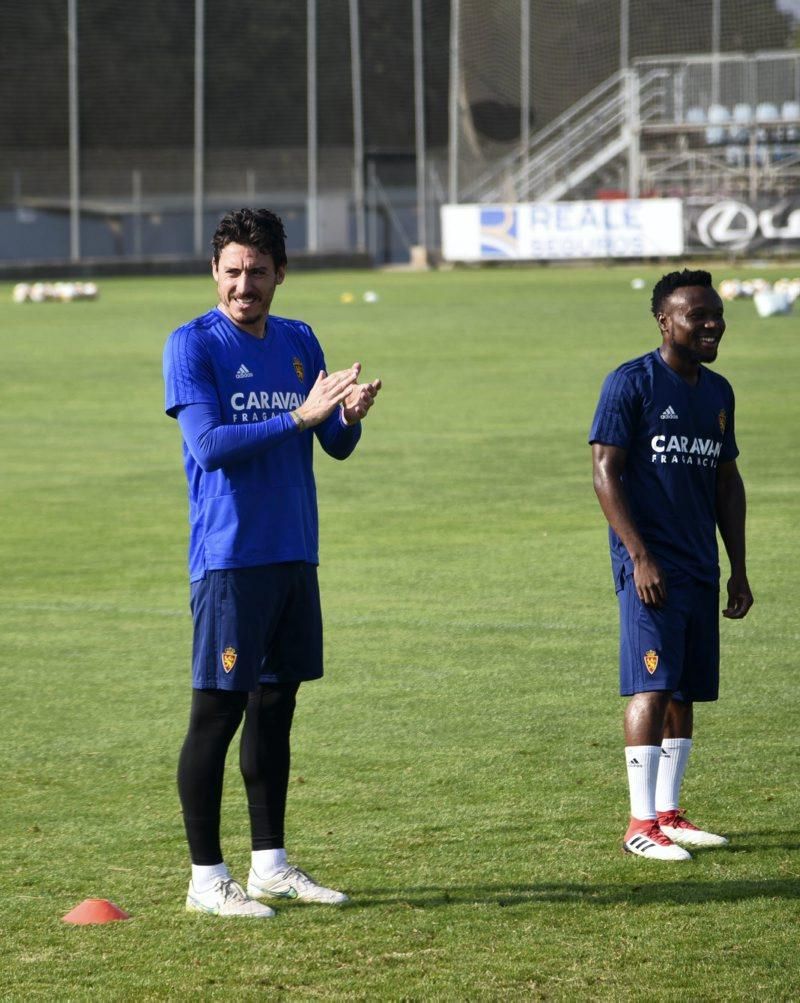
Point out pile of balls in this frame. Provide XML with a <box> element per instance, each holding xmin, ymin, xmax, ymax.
<box><xmin>719</xmin><ymin>277</ymin><xmax>799</xmax><ymax>318</ymax></box>
<box><xmin>719</xmin><ymin>277</ymin><xmax>800</xmax><ymax>301</ymax></box>
<box><xmin>13</xmin><ymin>281</ymin><xmax>99</xmax><ymax>303</ymax></box>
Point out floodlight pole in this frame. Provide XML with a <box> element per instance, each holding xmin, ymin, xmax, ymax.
<box><xmin>520</xmin><ymin>0</ymin><xmax>531</xmax><ymax>198</ymax></box>
<box><xmin>448</xmin><ymin>0</ymin><xmax>460</xmax><ymax>204</ymax></box>
<box><xmin>193</xmin><ymin>0</ymin><xmax>205</xmax><ymax>256</ymax></box>
<box><xmin>307</xmin><ymin>0</ymin><xmax>319</xmax><ymax>252</ymax></box>
<box><xmin>349</xmin><ymin>0</ymin><xmax>366</xmax><ymax>253</ymax></box>
<box><xmin>413</xmin><ymin>0</ymin><xmax>427</xmax><ymax>248</ymax></box>
<box><xmin>67</xmin><ymin>0</ymin><xmax>80</xmax><ymax>261</ymax></box>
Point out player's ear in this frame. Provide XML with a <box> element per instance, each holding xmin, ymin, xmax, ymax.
<box><xmin>276</xmin><ymin>265</ymin><xmax>286</xmax><ymax>285</ymax></box>
<box><xmin>211</xmin><ymin>258</ymin><xmax>219</xmax><ymax>281</ymax></box>
<box><xmin>656</xmin><ymin>311</ymin><xmax>668</xmax><ymax>334</ymax></box>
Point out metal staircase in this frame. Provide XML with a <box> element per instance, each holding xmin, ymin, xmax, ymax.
<box><xmin>463</xmin><ymin>68</ymin><xmax>669</xmax><ymax>204</ymax></box>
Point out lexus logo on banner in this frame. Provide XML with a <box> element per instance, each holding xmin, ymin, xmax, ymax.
<box><xmin>688</xmin><ymin>198</ymin><xmax>800</xmax><ymax>252</ymax></box>
<box><xmin>697</xmin><ymin>201</ymin><xmax>758</xmax><ymax>250</ymax></box>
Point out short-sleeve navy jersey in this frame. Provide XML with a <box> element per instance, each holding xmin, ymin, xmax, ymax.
<box><xmin>589</xmin><ymin>349</ymin><xmax>738</xmax><ymax>586</ymax></box>
<box><xmin>164</xmin><ymin>308</ymin><xmax>358</xmax><ymax>581</ymax></box>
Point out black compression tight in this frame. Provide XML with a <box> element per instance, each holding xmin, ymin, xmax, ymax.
<box><xmin>177</xmin><ymin>688</ymin><xmax>247</xmax><ymax>865</ymax></box>
<box><xmin>240</xmin><ymin>682</ymin><xmax>299</xmax><ymax>851</ymax></box>
<box><xmin>177</xmin><ymin>683</ymin><xmax>299</xmax><ymax>865</ymax></box>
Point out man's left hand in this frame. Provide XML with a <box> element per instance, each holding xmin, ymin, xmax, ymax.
<box><xmin>342</xmin><ymin>378</ymin><xmax>382</xmax><ymax>425</ymax></box>
<box><xmin>723</xmin><ymin>573</ymin><xmax>753</xmax><ymax>619</ymax></box>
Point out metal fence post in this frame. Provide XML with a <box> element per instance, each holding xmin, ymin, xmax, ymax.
<box><xmin>520</xmin><ymin>0</ymin><xmax>531</xmax><ymax>188</ymax></box>
<box><xmin>619</xmin><ymin>0</ymin><xmax>629</xmax><ymax>71</ymax></box>
<box><xmin>448</xmin><ymin>0</ymin><xmax>460</xmax><ymax>204</ymax></box>
<box><xmin>68</xmin><ymin>0</ymin><xmax>80</xmax><ymax>261</ymax></box>
<box><xmin>193</xmin><ymin>0</ymin><xmax>205</xmax><ymax>256</ymax></box>
<box><xmin>626</xmin><ymin>68</ymin><xmax>640</xmax><ymax>197</ymax></box>
<box><xmin>307</xmin><ymin>0</ymin><xmax>318</xmax><ymax>252</ymax></box>
<box><xmin>349</xmin><ymin>0</ymin><xmax>366</xmax><ymax>253</ymax></box>
<box><xmin>413</xmin><ymin>0</ymin><xmax>427</xmax><ymax>248</ymax></box>
<box><xmin>132</xmin><ymin>169</ymin><xmax>142</xmax><ymax>257</ymax></box>
<box><xmin>711</xmin><ymin>0</ymin><xmax>720</xmax><ymax>107</ymax></box>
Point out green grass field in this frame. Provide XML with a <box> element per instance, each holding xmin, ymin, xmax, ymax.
<box><xmin>1</xmin><ymin>263</ymin><xmax>798</xmax><ymax>1000</ymax></box>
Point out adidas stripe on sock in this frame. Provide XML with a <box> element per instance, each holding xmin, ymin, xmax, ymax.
<box><xmin>625</xmin><ymin>745</ymin><xmax>661</xmax><ymax>821</ymax></box>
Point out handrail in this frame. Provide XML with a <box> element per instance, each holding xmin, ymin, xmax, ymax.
<box><xmin>508</xmin><ymin>100</ymin><xmax>625</xmax><ymax>192</ymax></box>
<box><xmin>634</xmin><ymin>49</ymin><xmax>800</xmax><ymax>68</ymax></box>
<box><xmin>462</xmin><ymin>70</ymin><xmax>625</xmax><ymax>199</ymax></box>
<box><xmin>468</xmin><ymin>66</ymin><xmax>673</xmax><ymax>203</ymax></box>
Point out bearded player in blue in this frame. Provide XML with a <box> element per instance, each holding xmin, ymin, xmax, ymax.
<box><xmin>164</xmin><ymin>209</ymin><xmax>381</xmax><ymax>917</ymax></box>
<box><xmin>590</xmin><ymin>269</ymin><xmax>753</xmax><ymax>861</ymax></box>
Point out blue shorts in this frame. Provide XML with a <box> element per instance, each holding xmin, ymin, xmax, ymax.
<box><xmin>617</xmin><ymin>571</ymin><xmax>719</xmax><ymax>702</ymax></box>
<box><xmin>189</xmin><ymin>563</ymin><xmax>323</xmax><ymax>691</ymax></box>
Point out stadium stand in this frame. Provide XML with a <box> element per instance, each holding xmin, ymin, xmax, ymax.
<box><xmin>468</xmin><ymin>50</ymin><xmax>800</xmax><ymax>204</ymax></box>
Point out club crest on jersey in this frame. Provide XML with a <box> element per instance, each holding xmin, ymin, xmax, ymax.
<box><xmin>718</xmin><ymin>409</ymin><xmax>727</xmax><ymax>434</ymax></box>
<box><xmin>292</xmin><ymin>357</ymin><xmax>304</xmax><ymax>383</ymax></box>
<box><xmin>221</xmin><ymin>647</ymin><xmax>237</xmax><ymax>673</ymax></box>
<box><xmin>643</xmin><ymin>649</ymin><xmax>659</xmax><ymax>675</ymax></box>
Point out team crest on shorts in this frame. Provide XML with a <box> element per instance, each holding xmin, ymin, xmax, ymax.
<box><xmin>718</xmin><ymin>409</ymin><xmax>727</xmax><ymax>434</ymax></box>
<box><xmin>221</xmin><ymin>646</ymin><xmax>237</xmax><ymax>674</ymax></box>
<box><xmin>643</xmin><ymin>649</ymin><xmax>659</xmax><ymax>675</ymax></box>
<box><xmin>292</xmin><ymin>357</ymin><xmax>304</xmax><ymax>382</ymax></box>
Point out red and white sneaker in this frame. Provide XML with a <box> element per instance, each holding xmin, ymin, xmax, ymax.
<box><xmin>657</xmin><ymin>809</ymin><xmax>729</xmax><ymax>848</ymax></box>
<box><xmin>623</xmin><ymin>819</ymin><xmax>691</xmax><ymax>860</ymax></box>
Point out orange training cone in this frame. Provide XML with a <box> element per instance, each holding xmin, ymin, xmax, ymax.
<box><xmin>62</xmin><ymin>898</ymin><xmax>131</xmax><ymax>925</ymax></box>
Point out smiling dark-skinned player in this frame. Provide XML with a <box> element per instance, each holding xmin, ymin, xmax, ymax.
<box><xmin>589</xmin><ymin>268</ymin><xmax>753</xmax><ymax>861</ymax></box>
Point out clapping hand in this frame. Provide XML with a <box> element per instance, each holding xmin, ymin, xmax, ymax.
<box><xmin>296</xmin><ymin>366</ymin><xmax>361</xmax><ymax>427</ymax></box>
<box><xmin>341</xmin><ymin>374</ymin><xmax>382</xmax><ymax>426</ymax></box>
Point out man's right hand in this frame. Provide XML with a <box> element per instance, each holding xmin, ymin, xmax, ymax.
<box><xmin>633</xmin><ymin>552</ymin><xmax>667</xmax><ymax>607</ymax></box>
<box><xmin>295</xmin><ymin>365</ymin><xmax>360</xmax><ymax>427</ymax></box>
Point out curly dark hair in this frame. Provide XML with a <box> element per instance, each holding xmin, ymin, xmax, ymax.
<box><xmin>651</xmin><ymin>268</ymin><xmax>714</xmax><ymax>317</ymax></box>
<box><xmin>211</xmin><ymin>208</ymin><xmax>287</xmax><ymax>269</ymax></box>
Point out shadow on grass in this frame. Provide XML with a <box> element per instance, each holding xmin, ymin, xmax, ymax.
<box><xmin>351</xmin><ymin>878</ymin><xmax>800</xmax><ymax>909</ymax></box>
<box><xmin>726</xmin><ymin>830</ymin><xmax>800</xmax><ymax>852</ymax></box>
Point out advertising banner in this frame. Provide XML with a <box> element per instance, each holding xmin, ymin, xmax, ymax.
<box><xmin>441</xmin><ymin>199</ymin><xmax>684</xmax><ymax>262</ymax></box>
<box><xmin>685</xmin><ymin>197</ymin><xmax>800</xmax><ymax>254</ymax></box>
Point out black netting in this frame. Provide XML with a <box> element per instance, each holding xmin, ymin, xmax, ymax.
<box><xmin>0</xmin><ymin>0</ymin><xmax>797</xmax><ymax>263</ymax></box>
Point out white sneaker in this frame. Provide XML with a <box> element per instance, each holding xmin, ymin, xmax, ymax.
<box><xmin>248</xmin><ymin>865</ymin><xmax>349</xmax><ymax>905</ymax></box>
<box><xmin>658</xmin><ymin>809</ymin><xmax>729</xmax><ymax>848</ymax></box>
<box><xmin>623</xmin><ymin>820</ymin><xmax>692</xmax><ymax>861</ymax></box>
<box><xmin>186</xmin><ymin>877</ymin><xmax>276</xmax><ymax>917</ymax></box>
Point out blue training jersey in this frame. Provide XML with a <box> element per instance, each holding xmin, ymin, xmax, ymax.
<box><xmin>589</xmin><ymin>349</ymin><xmax>738</xmax><ymax>586</ymax></box>
<box><xmin>163</xmin><ymin>308</ymin><xmax>360</xmax><ymax>582</ymax></box>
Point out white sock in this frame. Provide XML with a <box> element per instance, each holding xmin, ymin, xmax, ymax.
<box><xmin>625</xmin><ymin>745</ymin><xmax>661</xmax><ymax>821</ymax></box>
<box><xmin>655</xmin><ymin>737</ymin><xmax>693</xmax><ymax>813</ymax></box>
<box><xmin>251</xmin><ymin>848</ymin><xmax>287</xmax><ymax>878</ymax></box>
<box><xmin>191</xmin><ymin>862</ymin><xmax>230</xmax><ymax>893</ymax></box>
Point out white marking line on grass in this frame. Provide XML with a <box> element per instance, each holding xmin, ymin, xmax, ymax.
<box><xmin>4</xmin><ymin>604</ymin><xmax>585</xmax><ymax>633</ymax></box>
<box><xmin>327</xmin><ymin>614</ymin><xmax>576</xmax><ymax>632</ymax></box>
<box><xmin>1</xmin><ymin>600</ymin><xmax>188</xmax><ymax>618</ymax></box>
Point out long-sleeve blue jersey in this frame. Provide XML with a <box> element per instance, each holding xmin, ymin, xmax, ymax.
<box><xmin>164</xmin><ymin>308</ymin><xmax>360</xmax><ymax>581</ymax></box>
